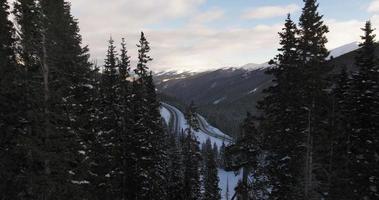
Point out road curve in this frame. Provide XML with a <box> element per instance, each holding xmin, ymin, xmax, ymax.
<box><xmin>161</xmin><ymin>102</ymin><xmax>233</xmax><ymax>143</ymax></box>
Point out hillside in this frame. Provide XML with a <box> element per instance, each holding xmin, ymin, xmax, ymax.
<box><xmin>156</xmin><ymin>43</ymin><xmax>379</xmax><ymax>136</ymax></box>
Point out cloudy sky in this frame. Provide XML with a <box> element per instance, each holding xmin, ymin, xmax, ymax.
<box><xmin>67</xmin><ymin>0</ymin><xmax>379</xmax><ymax>72</ymax></box>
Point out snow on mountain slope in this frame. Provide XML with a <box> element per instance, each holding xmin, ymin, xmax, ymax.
<box><xmin>329</xmin><ymin>41</ymin><xmax>359</xmax><ymax>59</ymax></box>
<box><xmin>160</xmin><ymin>103</ymin><xmax>240</xmax><ymax>199</ymax></box>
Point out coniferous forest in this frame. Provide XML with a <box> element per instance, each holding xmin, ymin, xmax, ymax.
<box><xmin>0</xmin><ymin>0</ymin><xmax>378</xmax><ymax>200</ymax></box>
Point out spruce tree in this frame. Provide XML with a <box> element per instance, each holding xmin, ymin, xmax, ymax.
<box><xmin>298</xmin><ymin>0</ymin><xmax>331</xmax><ymax>198</ymax></box>
<box><xmin>349</xmin><ymin>21</ymin><xmax>379</xmax><ymax>199</ymax></box>
<box><xmin>219</xmin><ymin>142</ymin><xmax>226</xmax><ymax>169</ymax></box>
<box><xmin>257</xmin><ymin>14</ymin><xmax>304</xmax><ymax>200</ymax></box>
<box><xmin>134</xmin><ymin>32</ymin><xmax>152</xmax><ymax>78</ymax></box>
<box><xmin>116</xmin><ymin>37</ymin><xmax>132</xmax><ymax>200</ymax></box>
<box><xmin>225</xmin><ymin>113</ymin><xmax>262</xmax><ymax>200</ymax></box>
<box><xmin>0</xmin><ymin>0</ymin><xmax>23</xmax><ymax>198</ymax></box>
<box><xmin>182</xmin><ymin>100</ymin><xmax>202</xmax><ymax>200</ymax></box>
<box><xmin>329</xmin><ymin>67</ymin><xmax>354</xmax><ymax>200</ymax></box>
<box><xmin>185</xmin><ymin>101</ymin><xmax>200</xmax><ymax>132</ymax></box>
<box><xmin>167</xmin><ymin>133</ymin><xmax>185</xmax><ymax>200</ymax></box>
<box><xmin>182</xmin><ymin>133</ymin><xmax>202</xmax><ymax>200</ymax></box>
<box><xmin>203</xmin><ymin>139</ymin><xmax>221</xmax><ymax>200</ymax></box>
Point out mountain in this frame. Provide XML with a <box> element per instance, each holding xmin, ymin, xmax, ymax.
<box><xmin>155</xmin><ymin>42</ymin><xmax>375</xmax><ymax>136</ymax></box>
<box><xmin>328</xmin><ymin>41</ymin><xmax>359</xmax><ymax>59</ymax></box>
<box><xmin>155</xmin><ymin>67</ymin><xmax>272</xmax><ymax>136</ymax></box>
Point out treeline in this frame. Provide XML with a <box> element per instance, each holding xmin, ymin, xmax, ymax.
<box><xmin>225</xmin><ymin>0</ymin><xmax>379</xmax><ymax>199</ymax></box>
<box><xmin>0</xmin><ymin>0</ymin><xmax>222</xmax><ymax>200</ymax></box>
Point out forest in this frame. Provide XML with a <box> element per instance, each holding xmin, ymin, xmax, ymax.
<box><xmin>0</xmin><ymin>0</ymin><xmax>378</xmax><ymax>200</ymax></box>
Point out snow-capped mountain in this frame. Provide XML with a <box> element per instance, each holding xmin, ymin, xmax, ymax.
<box><xmin>155</xmin><ymin>41</ymin><xmax>371</xmax><ymax>136</ymax></box>
<box><xmin>328</xmin><ymin>42</ymin><xmax>359</xmax><ymax>59</ymax></box>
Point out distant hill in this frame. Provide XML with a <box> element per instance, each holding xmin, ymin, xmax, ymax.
<box><xmin>155</xmin><ymin>42</ymin><xmax>378</xmax><ymax>136</ymax></box>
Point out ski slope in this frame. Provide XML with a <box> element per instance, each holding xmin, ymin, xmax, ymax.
<box><xmin>160</xmin><ymin>102</ymin><xmax>240</xmax><ymax>199</ymax></box>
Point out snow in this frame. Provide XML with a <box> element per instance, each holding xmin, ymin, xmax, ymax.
<box><xmin>248</xmin><ymin>88</ymin><xmax>258</xmax><ymax>94</ymax></box>
<box><xmin>82</xmin><ymin>84</ymin><xmax>94</xmax><ymax>89</ymax></box>
<box><xmin>71</xmin><ymin>180</ymin><xmax>90</xmax><ymax>185</ymax></box>
<box><xmin>218</xmin><ymin>169</ymin><xmax>242</xmax><ymax>200</ymax></box>
<box><xmin>160</xmin><ymin>106</ymin><xmax>171</xmax><ymax>125</ymax></box>
<box><xmin>213</xmin><ymin>97</ymin><xmax>226</xmax><ymax>105</ymax></box>
<box><xmin>328</xmin><ymin>41</ymin><xmax>359</xmax><ymax>59</ymax></box>
<box><xmin>161</xmin><ymin>103</ymin><xmax>240</xmax><ymax>200</ymax></box>
<box><xmin>241</xmin><ymin>62</ymin><xmax>271</xmax><ymax>70</ymax></box>
<box><xmin>161</xmin><ymin>103</ymin><xmax>232</xmax><ymax>147</ymax></box>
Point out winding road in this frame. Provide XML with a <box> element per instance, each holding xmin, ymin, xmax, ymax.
<box><xmin>161</xmin><ymin>102</ymin><xmax>233</xmax><ymax>143</ymax></box>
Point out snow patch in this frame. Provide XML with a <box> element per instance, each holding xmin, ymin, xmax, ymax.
<box><xmin>213</xmin><ymin>97</ymin><xmax>226</xmax><ymax>105</ymax></box>
<box><xmin>160</xmin><ymin>106</ymin><xmax>171</xmax><ymax>125</ymax></box>
<box><xmin>328</xmin><ymin>41</ymin><xmax>359</xmax><ymax>59</ymax></box>
<box><xmin>219</xmin><ymin>169</ymin><xmax>242</xmax><ymax>200</ymax></box>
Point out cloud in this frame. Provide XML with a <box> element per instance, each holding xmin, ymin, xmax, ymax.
<box><xmin>145</xmin><ymin>24</ymin><xmax>282</xmax><ymax>71</ymax></box>
<box><xmin>326</xmin><ymin>15</ymin><xmax>379</xmax><ymax>49</ymax></box>
<box><xmin>189</xmin><ymin>7</ymin><xmax>225</xmax><ymax>26</ymax></box>
<box><xmin>242</xmin><ymin>4</ymin><xmax>300</xmax><ymax>20</ymax></box>
<box><xmin>66</xmin><ymin>0</ymin><xmax>379</xmax><ymax>72</ymax></box>
<box><xmin>69</xmin><ymin>0</ymin><xmax>282</xmax><ymax>72</ymax></box>
<box><xmin>368</xmin><ymin>0</ymin><xmax>379</xmax><ymax>12</ymax></box>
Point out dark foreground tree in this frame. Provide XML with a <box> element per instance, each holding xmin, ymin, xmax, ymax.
<box><xmin>348</xmin><ymin>21</ymin><xmax>379</xmax><ymax>200</ymax></box>
<box><xmin>203</xmin><ymin>139</ymin><xmax>221</xmax><ymax>200</ymax></box>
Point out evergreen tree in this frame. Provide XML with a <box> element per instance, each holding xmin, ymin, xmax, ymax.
<box><xmin>119</xmin><ymin>38</ymin><xmax>130</xmax><ymax>80</ymax></box>
<box><xmin>91</xmin><ymin>37</ymin><xmax>120</xmax><ymax>199</ymax></box>
<box><xmin>297</xmin><ymin>0</ymin><xmax>331</xmax><ymax>198</ymax></box>
<box><xmin>167</xmin><ymin>134</ymin><xmax>185</xmax><ymax>200</ymax></box>
<box><xmin>203</xmin><ymin>139</ymin><xmax>221</xmax><ymax>200</ymax></box>
<box><xmin>349</xmin><ymin>21</ymin><xmax>379</xmax><ymax>199</ymax></box>
<box><xmin>219</xmin><ymin>142</ymin><xmax>226</xmax><ymax>169</ymax></box>
<box><xmin>0</xmin><ymin>0</ymin><xmax>24</xmax><ymax>198</ymax></box>
<box><xmin>116</xmin><ymin>37</ymin><xmax>132</xmax><ymax>200</ymax></box>
<box><xmin>185</xmin><ymin>101</ymin><xmax>200</xmax><ymax>132</ymax></box>
<box><xmin>134</xmin><ymin>32</ymin><xmax>152</xmax><ymax>78</ymax></box>
<box><xmin>257</xmin><ymin>14</ymin><xmax>304</xmax><ymax>200</ymax></box>
<box><xmin>329</xmin><ymin>67</ymin><xmax>354</xmax><ymax>200</ymax></box>
<box><xmin>182</xmin><ymin>133</ymin><xmax>202</xmax><ymax>200</ymax></box>
<box><xmin>182</xmin><ymin>101</ymin><xmax>202</xmax><ymax>200</ymax></box>
<box><xmin>225</xmin><ymin>113</ymin><xmax>262</xmax><ymax>200</ymax></box>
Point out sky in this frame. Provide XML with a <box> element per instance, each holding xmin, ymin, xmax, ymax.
<box><xmin>66</xmin><ymin>0</ymin><xmax>379</xmax><ymax>72</ymax></box>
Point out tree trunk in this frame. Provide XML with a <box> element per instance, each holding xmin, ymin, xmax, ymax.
<box><xmin>41</xmin><ymin>30</ymin><xmax>51</xmax><ymax>199</ymax></box>
<box><xmin>305</xmin><ymin>107</ymin><xmax>312</xmax><ymax>199</ymax></box>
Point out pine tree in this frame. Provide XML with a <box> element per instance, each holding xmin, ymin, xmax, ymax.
<box><xmin>219</xmin><ymin>142</ymin><xmax>226</xmax><ymax>169</ymax></box>
<box><xmin>298</xmin><ymin>0</ymin><xmax>331</xmax><ymax>198</ymax></box>
<box><xmin>33</xmin><ymin>0</ymin><xmax>94</xmax><ymax>198</ymax></box>
<box><xmin>349</xmin><ymin>21</ymin><xmax>379</xmax><ymax>199</ymax></box>
<box><xmin>185</xmin><ymin>101</ymin><xmax>200</xmax><ymax>132</ymax></box>
<box><xmin>135</xmin><ymin>32</ymin><xmax>152</xmax><ymax>78</ymax></box>
<box><xmin>225</xmin><ymin>113</ymin><xmax>262</xmax><ymax>200</ymax></box>
<box><xmin>182</xmin><ymin>133</ymin><xmax>202</xmax><ymax>200</ymax></box>
<box><xmin>90</xmin><ymin>37</ymin><xmax>122</xmax><ymax>199</ymax></box>
<box><xmin>329</xmin><ymin>67</ymin><xmax>354</xmax><ymax>200</ymax></box>
<box><xmin>116</xmin><ymin>37</ymin><xmax>132</xmax><ymax>200</ymax></box>
<box><xmin>203</xmin><ymin>139</ymin><xmax>221</xmax><ymax>200</ymax></box>
<box><xmin>0</xmin><ymin>0</ymin><xmax>24</xmax><ymax>198</ymax></box>
<box><xmin>257</xmin><ymin>14</ymin><xmax>304</xmax><ymax>200</ymax></box>
<box><xmin>182</xmin><ymin>101</ymin><xmax>202</xmax><ymax>200</ymax></box>
<box><xmin>119</xmin><ymin>38</ymin><xmax>130</xmax><ymax>80</ymax></box>
<box><xmin>167</xmin><ymin>134</ymin><xmax>185</xmax><ymax>200</ymax></box>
